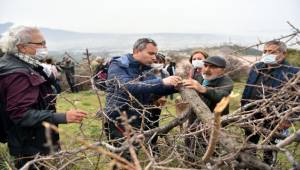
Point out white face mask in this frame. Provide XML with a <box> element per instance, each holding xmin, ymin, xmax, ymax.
<box><xmin>192</xmin><ymin>59</ymin><xmax>204</xmax><ymax>68</ymax></box>
<box><xmin>260</xmin><ymin>53</ymin><xmax>277</xmax><ymax>64</ymax></box>
<box><xmin>151</xmin><ymin>63</ymin><xmax>164</xmax><ymax>70</ymax></box>
<box><xmin>35</xmin><ymin>48</ymin><xmax>48</xmax><ymax>60</ymax></box>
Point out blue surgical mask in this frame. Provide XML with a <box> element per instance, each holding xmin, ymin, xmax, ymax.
<box><xmin>202</xmin><ymin>79</ymin><xmax>209</xmax><ymax>87</ymax></box>
<box><xmin>192</xmin><ymin>60</ymin><xmax>204</xmax><ymax>68</ymax></box>
<box><xmin>261</xmin><ymin>54</ymin><xmax>277</xmax><ymax>64</ymax></box>
<box><xmin>35</xmin><ymin>48</ymin><xmax>48</xmax><ymax>60</ymax></box>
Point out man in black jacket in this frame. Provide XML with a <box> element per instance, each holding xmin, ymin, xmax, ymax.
<box><xmin>182</xmin><ymin>56</ymin><xmax>233</xmax><ymax>162</ymax></box>
<box><xmin>0</xmin><ymin>26</ymin><xmax>87</xmax><ymax>169</ymax></box>
<box><xmin>183</xmin><ymin>56</ymin><xmax>233</xmax><ymax>115</ymax></box>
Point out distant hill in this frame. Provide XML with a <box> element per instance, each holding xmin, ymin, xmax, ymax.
<box><xmin>165</xmin><ymin>44</ymin><xmax>262</xmax><ymax>57</ymax></box>
<box><xmin>0</xmin><ymin>22</ymin><xmax>260</xmax><ymax>55</ymax></box>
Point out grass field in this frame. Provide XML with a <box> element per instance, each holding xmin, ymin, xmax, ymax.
<box><xmin>0</xmin><ymin>82</ymin><xmax>299</xmax><ymax>169</ymax></box>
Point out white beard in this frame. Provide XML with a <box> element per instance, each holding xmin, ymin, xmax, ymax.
<box><xmin>202</xmin><ymin>73</ymin><xmax>220</xmax><ymax>81</ymax></box>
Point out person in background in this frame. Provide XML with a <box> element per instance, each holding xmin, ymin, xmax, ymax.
<box><xmin>45</xmin><ymin>57</ymin><xmax>62</xmax><ymax>94</ymax></box>
<box><xmin>92</xmin><ymin>56</ymin><xmax>109</xmax><ymax>90</ymax></box>
<box><xmin>164</xmin><ymin>56</ymin><xmax>176</xmax><ymax>100</ymax></box>
<box><xmin>175</xmin><ymin>50</ymin><xmax>210</xmax><ymax>160</ymax></box>
<box><xmin>153</xmin><ymin>52</ymin><xmax>170</xmax><ymax>79</ymax></box>
<box><xmin>60</xmin><ymin>56</ymin><xmax>79</xmax><ymax>93</ymax></box>
<box><xmin>189</xmin><ymin>50</ymin><xmax>209</xmax><ymax>82</ymax></box>
<box><xmin>91</xmin><ymin>56</ymin><xmax>105</xmax><ymax>75</ymax></box>
<box><xmin>145</xmin><ymin>52</ymin><xmax>169</xmax><ymax>157</ymax></box>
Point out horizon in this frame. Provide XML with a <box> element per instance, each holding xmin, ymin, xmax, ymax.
<box><xmin>1</xmin><ymin>0</ymin><xmax>299</xmax><ymax>37</ymax></box>
<box><xmin>0</xmin><ymin>22</ymin><xmax>277</xmax><ymax>37</ymax></box>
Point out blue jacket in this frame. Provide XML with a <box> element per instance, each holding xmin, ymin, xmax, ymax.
<box><xmin>241</xmin><ymin>60</ymin><xmax>299</xmax><ymax>106</ymax></box>
<box><xmin>105</xmin><ymin>54</ymin><xmax>175</xmax><ymax>123</ymax></box>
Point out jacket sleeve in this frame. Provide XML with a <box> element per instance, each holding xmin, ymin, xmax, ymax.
<box><xmin>202</xmin><ymin>77</ymin><xmax>233</xmax><ymax>103</ymax></box>
<box><xmin>241</xmin><ymin>64</ymin><xmax>260</xmax><ymax>106</ymax></box>
<box><xmin>108</xmin><ymin>62</ymin><xmax>175</xmax><ymax>95</ymax></box>
<box><xmin>5</xmin><ymin>74</ymin><xmax>67</xmax><ymax>127</ymax></box>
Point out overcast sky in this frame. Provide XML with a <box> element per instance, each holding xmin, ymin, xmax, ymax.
<box><xmin>1</xmin><ymin>0</ymin><xmax>299</xmax><ymax>36</ymax></box>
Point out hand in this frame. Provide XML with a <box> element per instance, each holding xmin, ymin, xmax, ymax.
<box><xmin>162</xmin><ymin>76</ymin><xmax>182</xmax><ymax>86</ymax></box>
<box><xmin>66</xmin><ymin>109</ymin><xmax>88</xmax><ymax>123</ymax></box>
<box><xmin>182</xmin><ymin>79</ymin><xmax>207</xmax><ymax>93</ymax></box>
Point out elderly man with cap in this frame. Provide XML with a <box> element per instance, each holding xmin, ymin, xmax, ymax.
<box><xmin>182</xmin><ymin>56</ymin><xmax>233</xmax><ymax>163</ymax></box>
<box><xmin>183</xmin><ymin>55</ymin><xmax>233</xmax><ymax>115</ymax></box>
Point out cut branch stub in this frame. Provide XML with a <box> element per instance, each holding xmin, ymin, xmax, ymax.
<box><xmin>202</xmin><ymin>96</ymin><xmax>229</xmax><ymax>162</ymax></box>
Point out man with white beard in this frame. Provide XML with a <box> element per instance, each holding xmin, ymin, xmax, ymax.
<box><xmin>182</xmin><ymin>56</ymin><xmax>233</xmax><ymax>164</ymax></box>
<box><xmin>183</xmin><ymin>56</ymin><xmax>233</xmax><ymax>115</ymax></box>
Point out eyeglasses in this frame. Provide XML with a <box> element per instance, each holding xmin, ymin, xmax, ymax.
<box><xmin>27</xmin><ymin>40</ymin><xmax>46</xmax><ymax>46</ymax></box>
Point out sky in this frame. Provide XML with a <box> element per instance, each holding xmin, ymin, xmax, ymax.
<box><xmin>0</xmin><ymin>0</ymin><xmax>300</xmax><ymax>36</ymax></box>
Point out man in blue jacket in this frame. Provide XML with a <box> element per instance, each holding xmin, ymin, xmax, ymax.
<box><xmin>241</xmin><ymin>40</ymin><xmax>299</xmax><ymax>165</ymax></box>
<box><xmin>105</xmin><ymin>38</ymin><xmax>181</xmax><ymax>161</ymax></box>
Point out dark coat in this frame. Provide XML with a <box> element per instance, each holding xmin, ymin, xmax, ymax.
<box><xmin>200</xmin><ymin>75</ymin><xmax>233</xmax><ymax>115</ymax></box>
<box><xmin>0</xmin><ymin>54</ymin><xmax>66</xmax><ymax>156</ymax></box>
<box><xmin>241</xmin><ymin>61</ymin><xmax>299</xmax><ymax>106</ymax></box>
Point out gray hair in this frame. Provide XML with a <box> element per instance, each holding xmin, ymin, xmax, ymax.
<box><xmin>0</xmin><ymin>26</ymin><xmax>41</xmax><ymax>54</ymax></box>
<box><xmin>265</xmin><ymin>40</ymin><xmax>287</xmax><ymax>52</ymax></box>
<box><xmin>133</xmin><ymin>38</ymin><xmax>157</xmax><ymax>52</ymax></box>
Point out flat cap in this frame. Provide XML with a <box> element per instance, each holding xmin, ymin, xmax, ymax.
<box><xmin>203</xmin><ymin>56</ymin><xmax>226</xmax><ymax>68</ymax></box>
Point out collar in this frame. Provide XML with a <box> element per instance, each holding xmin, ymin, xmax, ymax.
<box><xmin>257</xmin><ymin>60</ymin><xmax>289</xmax><ymax>70</ymax></box>
<box><xmin>14</xmin><ymin>52</ymin><xmax>42</xmax><ymax>68</ymax></box>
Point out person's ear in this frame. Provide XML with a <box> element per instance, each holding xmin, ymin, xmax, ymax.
<box><xmin>133</xmin><ymin>49</ymin><xmax>138</xmax><ymax>54</ymax></box>
<box><xmin>16</xmin><ymin>44</ymin><xmax>26</xmax><ymax>53</ymax></box>
<box><xmin>283</xmin><ymin>51</ymin><xmax>287</xmax><ymax>57</ymax></box>
<box><xmin>220</xmin><ymin>68</ymin><xmax>225</xmax><ymax>74</ymax></box>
